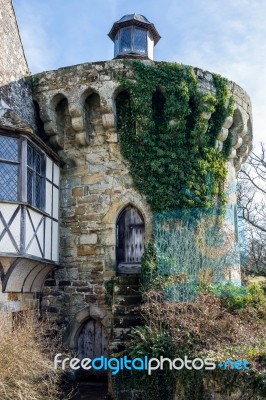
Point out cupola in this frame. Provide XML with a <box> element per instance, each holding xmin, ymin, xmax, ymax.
<box><xmin>108</xmin><ymin>14</ymin><xmax>161</xmax><ymax>60</ymax></box>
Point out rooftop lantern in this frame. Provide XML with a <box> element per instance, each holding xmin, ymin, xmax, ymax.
<box><xmin>108</xmin><ymin>14</ymin><xmax>161</xmax><ymax>61</ymax></box>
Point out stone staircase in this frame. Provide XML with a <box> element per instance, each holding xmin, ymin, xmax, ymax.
<box><xmin>110</xmin><ymin>275</ymin><xmax>142</xmax><ymax>354</ymax></box>
<box><xmin>71</xmin><ymin>382</ymin><xmax>109</xmax><ymax>400</ymax></box>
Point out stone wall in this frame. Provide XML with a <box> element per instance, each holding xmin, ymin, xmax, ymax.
<box><xmin>32</xmin><ymin>59</ymin><xmax>253</xmax><ymax>333</ymax></box>
<box><xmin>0</xmin><ymin>0</ymin><xmax>36</xmax><ymax>128</ymax></box>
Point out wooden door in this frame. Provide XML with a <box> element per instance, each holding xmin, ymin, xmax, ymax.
<box><xmin>116</xmin><ymin>205</ymin><xmax>145</xmax><ymax>265</ymax></box>
<box><xmin>124</xmin><ymin>207</ymin><xmax>144</xmax><ymax>262</ymax></box>
<box><xmin>77</xmin><ymin>319</ymin><xmax>109</xmax><ymax>371</ymax></box>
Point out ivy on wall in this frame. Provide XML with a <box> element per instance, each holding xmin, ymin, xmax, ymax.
<box><xmin>116</xmin><ymin>61</ymin><xmax>233</xmax><ymax>212</ymax></box>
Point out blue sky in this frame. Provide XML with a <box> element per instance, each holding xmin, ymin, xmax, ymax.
<box><xmin>13</xmin><ymin>0</ymin><xmax>266</xmax><ymax>146</ymax></box>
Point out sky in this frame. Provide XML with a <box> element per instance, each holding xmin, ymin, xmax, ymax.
<box><xmin>13</xmin><ymin>0</ymin><xmax>266</xmax><ymax>147</ymax></box>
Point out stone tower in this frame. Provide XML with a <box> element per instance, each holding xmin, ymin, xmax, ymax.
<box><xmin>0</xmin><ymin>8</ymin><xmax>253</xmax><ymax>390</ymax></box>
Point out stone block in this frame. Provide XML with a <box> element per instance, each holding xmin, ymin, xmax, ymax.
<box><xmin>77</xmin><ymin>245</ymin><xmax>96</xmax><ymax>256</ymax></box>
<box><xmin>72</xmin><ymin>187</ymin><xmax>84</xmax><ymax>197</ymax></box>
<box><xmin>84</xmin><ymin>294</ymin><xmax>97</xmax><ymax>303</ymax></box>
<box><xmin>79</xmin><ymin>233</ymin><xmax>98</xmax><ymax>245</ymax></box>
<box><xmin>81</xmin><ymin>173</ymin><xmax>105</xmax><ymax>185</ymax></box>
<box><xmin>102</xmin><ymin>113</ymin><xmax>115</xmax><ymax>129</ymax></box>
<box><xmin>74</xmin><ymin>206</ymin><xmax>86</xmax><ymax>215</ymax></box>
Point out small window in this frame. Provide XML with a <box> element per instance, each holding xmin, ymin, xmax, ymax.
<box><xmin>115</xmin><ymin>26</ymin><xmax>148</xmax><ymax>57</ymax></box>
<box><xmin>134</xmin><ymin>27</ymin><xmax>147</xmax><ymax>54</ymax></box>
<box><xmin>114</xmin><ymin>33</ymin><xmax>119</xmax><ymax>56</ymax></box>
<box><xmin>120</xmin><ymin>27</ymin><xmax>131</xmax><ymax>53</ymax></box>
<box><xmin>27</xmin><ymin>143</ymin><xmax>45</xmax><ymax>209</ymax></box>
<box><xmin>0</xmin><ymin>136</ymin><xmax>19</xmax><ymax>201</ymax></box>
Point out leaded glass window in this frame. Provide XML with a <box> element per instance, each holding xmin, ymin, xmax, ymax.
<box><xmin>0</xmin><ymin>136</ymin><xmax>19</xmax><ymax>201</ymax></box>
<box><xmin>115</xmin><ymin>26</ymin><xmax>148</xmax><ymax>57</ymax></box>
<box><xmin>134</xmin><ymin>28</ymin><xmax>147</xmax><ymax>54</ymax></box>
<box><xmin>114</xmin><ymin>33</ymin><xmax>119</xmax><ymax>57</ymax></box>
<box><xmin>27</xmin><ymin>143</ymin><xmax>45</xmax><ymax>209</ymax></box>
<box><xmin>120</xmin><ymin>27</ymin><xmax>131</xmax><ymax>53</ymax></box>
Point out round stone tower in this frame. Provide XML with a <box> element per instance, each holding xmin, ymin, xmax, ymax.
<box><xmin>10</xmin><ymin>13</ymin><xmax>253</xmax><ymax>377</ymax></box>
<box><xmin>29</xmin><ymin>15</ymin><xmax>252</xmax><ymax>357</ymax></box>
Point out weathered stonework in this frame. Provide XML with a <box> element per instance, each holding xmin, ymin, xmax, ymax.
<box><xmin>30</xmin><ymin>60</ymin><xmax>253</xmax><ymax>334</ymax></box>
<box><xmin>0</xmin><ymin>6</ymin><xmax>256</xmax><ymax>396</ymax></box>
<box><xmin>0</xmin><ymin>0</ymin><xmax>36</xmax><ymax>128</ymax></box>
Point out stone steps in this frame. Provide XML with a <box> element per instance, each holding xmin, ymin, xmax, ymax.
<box><xmin>112</xmin><ymin>304</ymin><xmax>139</xmax><ymax>315</ymax></box>
<box><xmin>111</xmin><ymin>275</ymin><xmax>142</xmax><ymax>351</ymax></box>
<box><xmin>113</xmin><ymin>294</ymin><xmax>142</xmax><ymax>306</ymax></box>
<box><xmin>71</xmin><ymin>382</ymin><xmax>109</xmax><ymax>400</ymax></box>
<box><xmin>113</xmin><ymin>284</ymin><xmax>141</xmax><ymax>296</ymax></box>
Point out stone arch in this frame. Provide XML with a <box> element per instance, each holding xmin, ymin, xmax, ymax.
<box><xmin>54</xmin><ymin>95</ymin><xmax>70</xmax><ymax>136</ymax></box>
<box><xmin>114</xmin><ymin>88</ymin><xmax>132</xmax><ymax>132</ymax></box>
<box><xmin>116</xmin><ymin>204</ymin><xmax>145</xmax><ymax>273</ymax></box>
<box><xmin>152</xmin><ymin>86</ymin><xmax>166</xmax><ymax>124</ymax></box>
<box><xmin>63</xmin><ymin>305</ymin><xmax>111</xmax><ymax>351</ymax></box>
<box><xmin>33</xmin><ymin>100</ymin><xmax>49</xmax><ymax>143</ymax></box>
<box><xmin>102</xmin><ymin>195</ymin><xmax>152</xmax><ymax>271</ymax></box>
<box><xmin>81</xmin><ymin>90</ymin><xmax>101</xmax><ymax>140</ymax></box>
<box><xmin>230</xmin><ymin>108</ymin><xmax>244</xmax><ymax>136</ymax></box>
<box><xmin>235</xmin><ymin>116</ymin><xmax>253</xmax><ymax>167</ymax></box>
<box><xmin>46</xmin><ymin>93</ymin><xmax>71</xmax><ymax>149</ymax></box>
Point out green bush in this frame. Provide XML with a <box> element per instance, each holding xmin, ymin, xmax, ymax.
<box><xmin>205</xmin><ymin>282</ymin><xmax>266</xmax><ymax>310</ymax></box>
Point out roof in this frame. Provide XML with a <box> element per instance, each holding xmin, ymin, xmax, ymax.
<box><xmin>117</xmin><ymin>14</ymin><xmax>151</xmax><ymax>24</ymax></box>
<box><xmin>108</xmin><ymin>14</ymin><xmax>161</xmax><ymax>45</ymax></box>
<box><xmin>0</xmin><ymin>99</ymin><xmax>32</xmax><ymax>133</ymax></box>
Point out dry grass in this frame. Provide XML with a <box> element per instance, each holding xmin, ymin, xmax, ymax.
<box><xmin>140</xmin><ymin>290</ymin><xmax>266</xmax><ymax>361</ymax></box>
<box><xmin>0</xmin><ymin>312</ymin><xmax>69</xmax><ymax>400</ymax></box>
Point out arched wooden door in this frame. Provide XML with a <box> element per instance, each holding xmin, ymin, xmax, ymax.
<box><xmin>77</xmin><ymin>319</ymin><xmax>109</xmax><ymax>374</ymax></box>
<box><xmin>116</xmin><ymin>205</ymin><xmax>145</xmax><ymax>274</ymax></box>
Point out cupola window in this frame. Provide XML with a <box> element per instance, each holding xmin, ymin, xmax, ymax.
<box><xmin>108</xmin><ymin>14</ymin><xmax>161</xmax><ymax>61</ymax></box>
<box><xmin>115</xmin><ymin>26</ymin><xmax>147</xmax><ymax>57</ymax></box>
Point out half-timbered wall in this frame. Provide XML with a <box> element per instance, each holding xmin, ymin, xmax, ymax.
<box><xmin>0</xmin><ymin>138</ymin><xmax>59</xmax><ymax>263</ymax></box>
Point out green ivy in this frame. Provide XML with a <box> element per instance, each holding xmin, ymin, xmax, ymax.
<box><xmin>115</xmin><ymin>61</ymin><xmax>233</xmax><ymax>212</ymax></box>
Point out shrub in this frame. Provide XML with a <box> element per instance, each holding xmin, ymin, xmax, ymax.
<box><xmin>0</xmin><ymin>312</ymin><xmax>70</xmax><ymax>400</ymax></box>
<box><xmin>205</xmin><ymin>282</ymin><xmax>266</xmax><ymax>310</ymax></box>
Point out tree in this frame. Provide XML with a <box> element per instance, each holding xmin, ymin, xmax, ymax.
<box><xmin>238</xmin><ymin>143</ymin><xmax>266</xmax><ymax>275</ymax></box>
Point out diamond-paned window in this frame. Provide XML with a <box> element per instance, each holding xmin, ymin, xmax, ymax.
<box><xmin>27</xmin><ymin>143</ymin><xmax>45</xmax><ymax>209</ymax></box>
<box><xmin>120</xmin><ymin>27</ymin><xmax>131</xmax><ymax>53</ymax></box>
<box><xmin>0</xmin><ymin>163</ymin><xmax>18</xmax><ymax>201</ymax></box>
<box><xmin>134</xmin><ymin>28</ymin><xmax>147</xmax><ymax>54</ymax></box>
<box><xmin>0</xmin><ymin>136</ymin><xmax>19</xmax><ymax>201</ymax></box>
<box><xmin>0</xmin><ymin>136</ymin><xmax>19</xmax><ymax>162</ymax></box>
<box><xmin>0</xmin><ymin>135</ymin><xmax>46</xmax><ymax>209</ymax></box>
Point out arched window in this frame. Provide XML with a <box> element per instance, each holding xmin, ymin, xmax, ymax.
<box><xmin>152</xmin><ymin>87</ymin><xmax>166</xmax><ymax>130</ymax></box>
<box><xmin>84</xmin><ymin>92</ymin><xmax>101</xmax><ymax>138</ymax></box>
<box><xmin>55</xmin><ymin>97</ymin><xmax>70</xmax><ymax>137</ymax></box>
<box><xmin>33</xmin><ymin>101</ymin><xmax>48</xmax><ymax>143</ymax></box>
<box><xmin>230</xmin><ymin>109</ymin><xmax>244</xmax><ymax>136</ymax></box>
<box><xmin>116</xmin><ymin>205</ymin><xmax>145</xmax><ymax>274</ymax></box>
<box><xmin>115</xmin><ymin>90</ymin><xmax>132</xmax><ymax>132</ymax></box>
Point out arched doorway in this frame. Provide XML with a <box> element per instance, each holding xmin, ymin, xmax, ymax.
<box><xmin>77</xmin><ymin>319</ymin><xmax>109</xmax><ymax>376</ymax></box>
<box><xmin>116</xmin><ymin>205</ymin><xmax>145</xmax><ymax>274</ymax></box>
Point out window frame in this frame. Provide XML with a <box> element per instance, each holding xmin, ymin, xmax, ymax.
<box><xmin>0</xmin><ymin>134</ymin><xmax>21</xmax><ymax>202</ymax></box>
<box><xmin>0</xmin><ymin>133</ymin><xmax>46</xmax><ymax>211</ymax></box>
<box><xmin>115</xmin><ymin>26</ymin><xmax>148</xmax><ymax>57</ymax></box>
<box><xmin>26</xmin><ymin>141</ymin><xmax>46</xmax><ymax>210</ymax></box>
